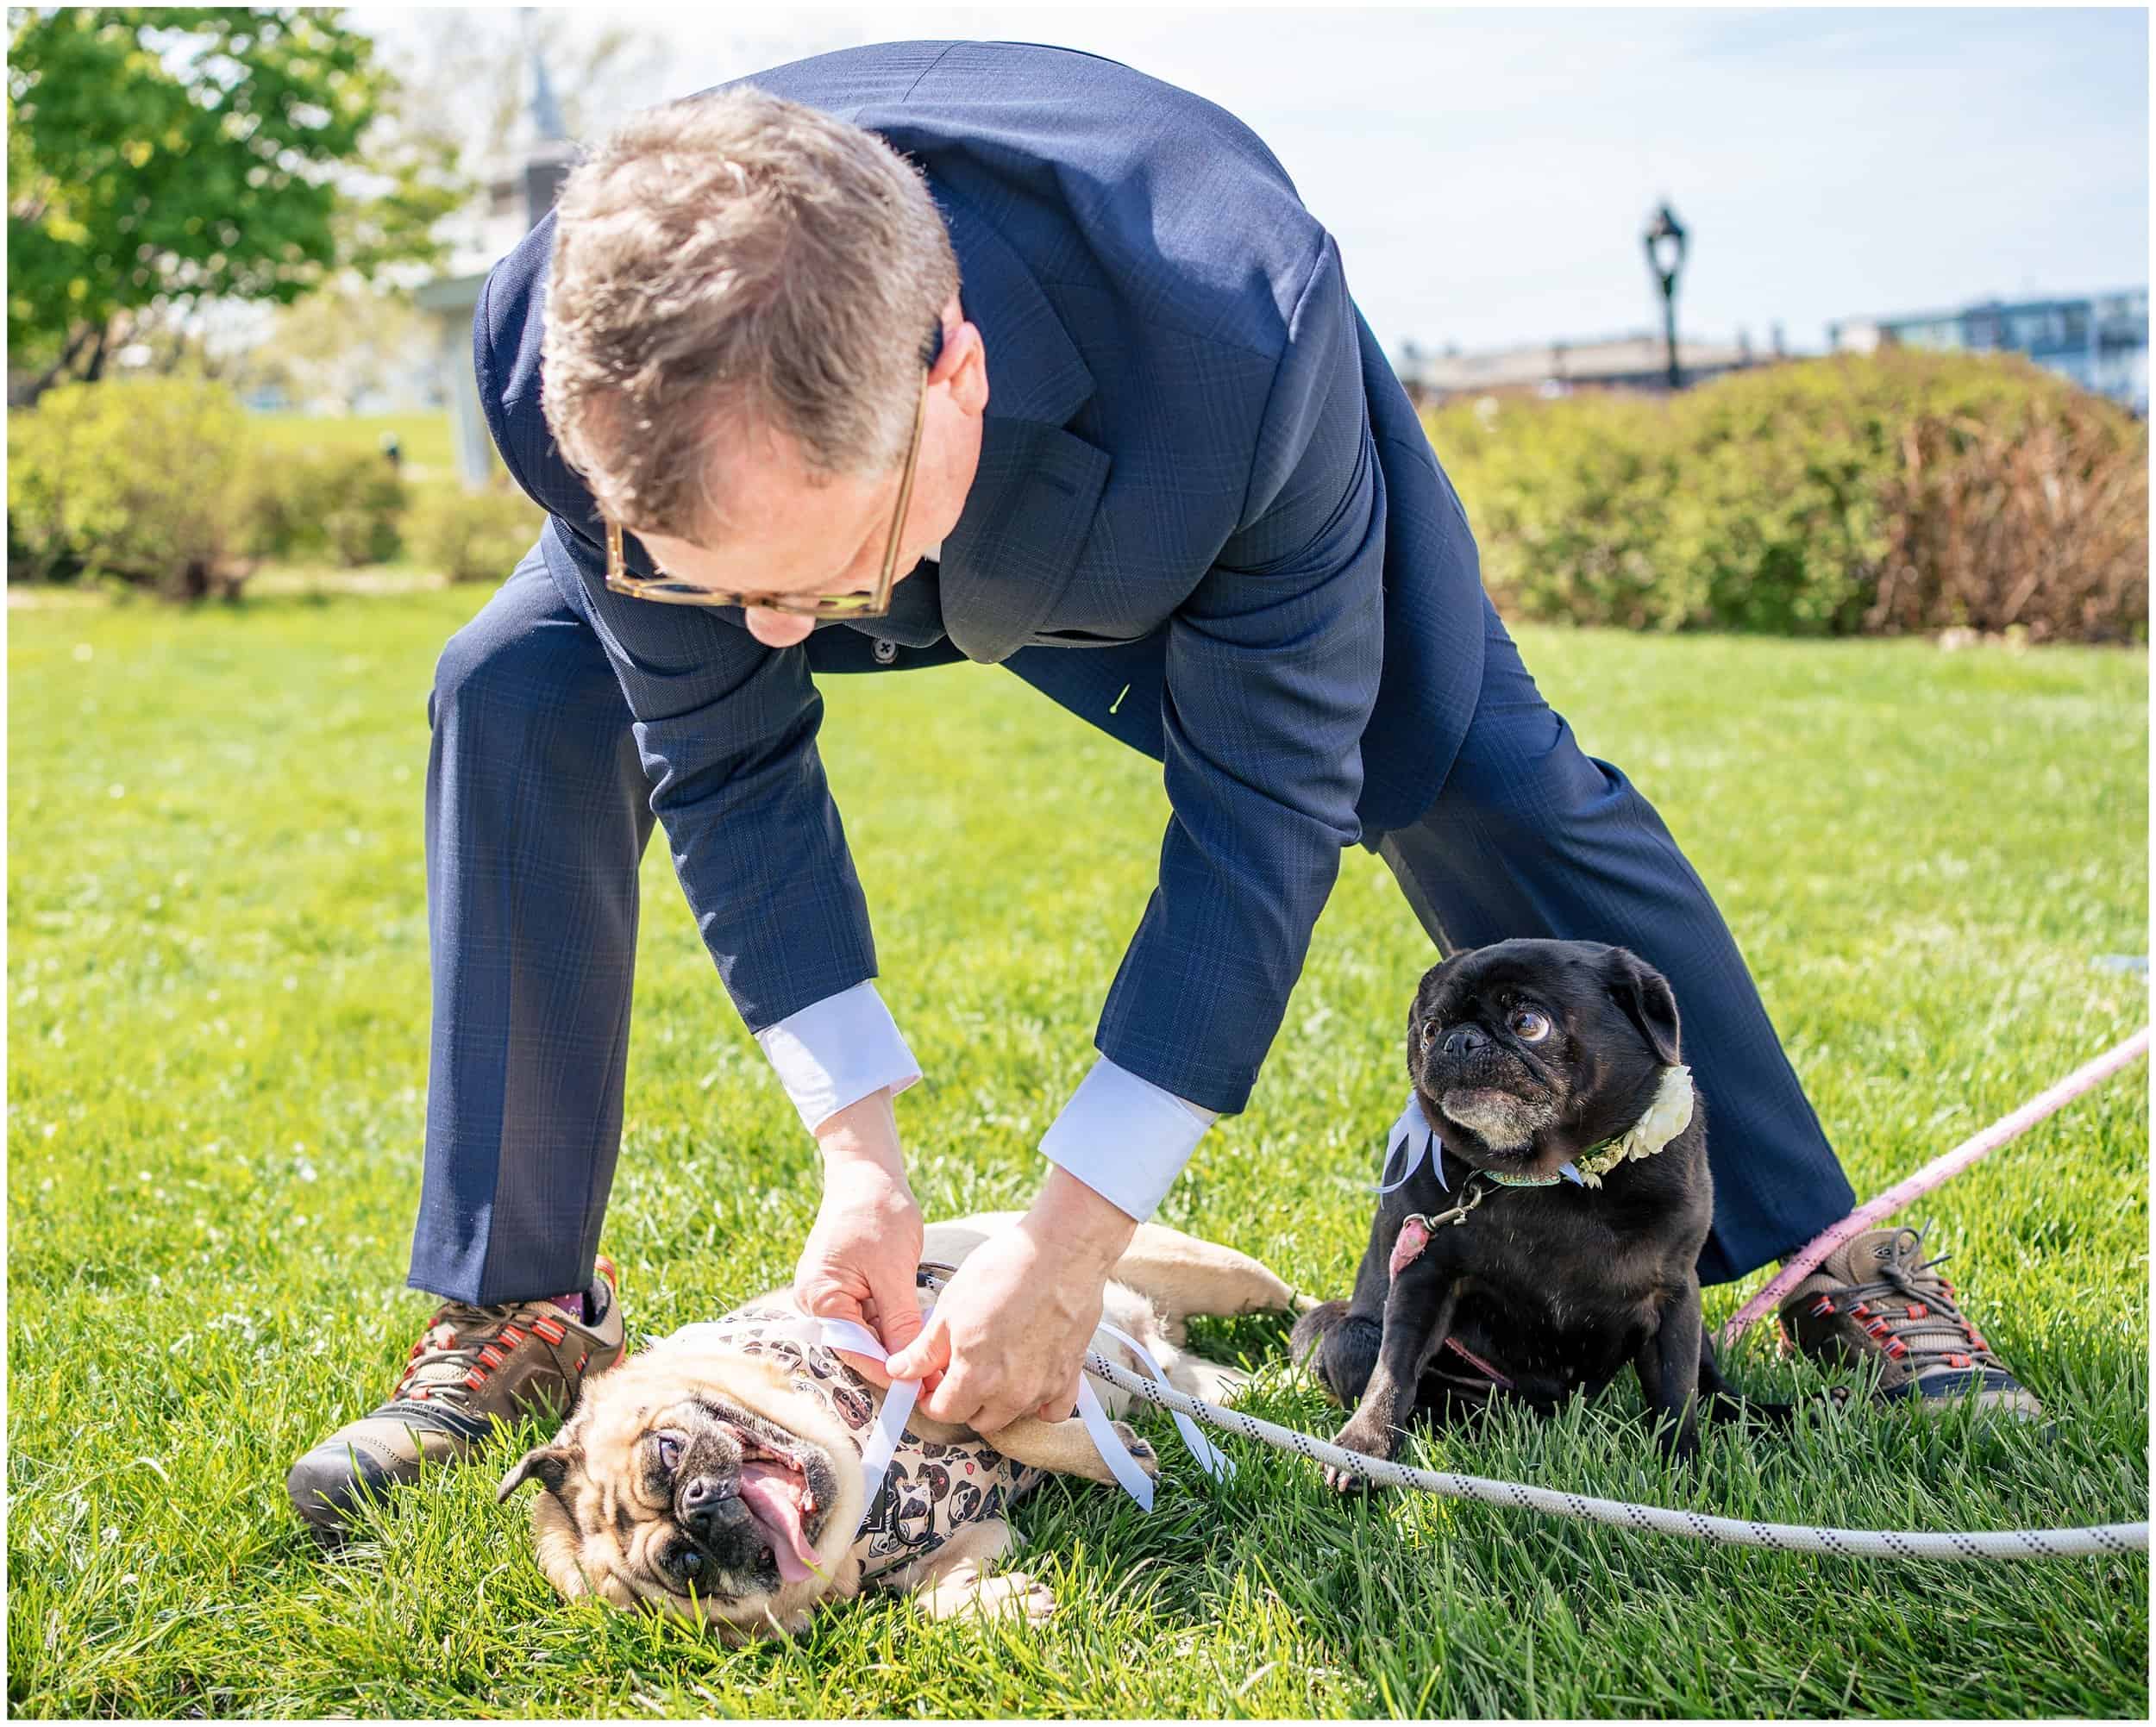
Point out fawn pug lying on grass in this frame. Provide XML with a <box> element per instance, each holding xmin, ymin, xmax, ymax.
<box><xmin>1293</xmin><ymin>939</ymin><xmax>1783</xmax><ymax>1477</ymax></box>
<box><xmin>499</xmin><ymin>1214</ymin><xmax>1299</xmax><ymax>1638</ymax></box>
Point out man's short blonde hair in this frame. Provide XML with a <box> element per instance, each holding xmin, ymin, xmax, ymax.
<box><xmin>541</xmin><ymin>86</ymin><xmax>958</xmax><ymax>541</ymax></box>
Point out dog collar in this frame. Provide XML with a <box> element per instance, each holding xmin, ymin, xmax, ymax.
<box><xmin>1370</xmin><ymin>1066</ymin><xmax>1694</xmax><ymax>1194</ymax></box>
<box><xmin>1570</xmin><ymin>1065</ymin><xmax>1695</xmax><ymax>1187</ymax></box>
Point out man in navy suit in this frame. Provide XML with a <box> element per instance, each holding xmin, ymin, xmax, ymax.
<box><xmin>289</xmin><ymin>41</ymin><xmax>2036</xmax><ymax>1530</ymax></box>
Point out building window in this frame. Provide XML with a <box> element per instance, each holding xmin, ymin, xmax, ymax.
<box><xmin>2009</xmin><ymin>309</ymin><xmax>2065</xmax><ymax>351</ymax></box>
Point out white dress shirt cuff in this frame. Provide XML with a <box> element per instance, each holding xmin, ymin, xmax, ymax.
<box><xmin>1039</xmin><ymin>1056</ymin><xmax>1218</xmax><ymax>1222</ymax></box>
<box><xmin>755</xmin><ymin>980</ymin><xmax>922</xmax><ymax>1135</ymax></box>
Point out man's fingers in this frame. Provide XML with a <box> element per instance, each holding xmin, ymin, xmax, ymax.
<box><xmin>796</xmin><ymin>1276</ymin><xmax>860</xmax><ymax>1323</ymax></box>
<box><xmin>883</xmin><ymin>1315</ymin><xmax>950</xmax><ymax>1386</ymax></box>
<box><xmin>796</xmin><ymin>1280</ymin><xmax>899</xmax><ymax>1386</ymax></box>
<box><xmin>1036</xmin><ymin>1372</ymin><xmax>1086</xmax><ymax>1426</ymax></box>
<box><xmin>873</xmin><ymin>1280</ymin><xmax>925</xmax><ymax>1358</ymax></box>
<box><xmin>912</xmin><ymin>1361</ymin><xmax>986</xmax><ymax>1427</ymax></box>
<box><xmin>917</xmin><ymin>1355</ymin><xmax>1077</xmax><ymax>1430</ymax></box>
<box><xmin>955</xmin><ymin>1372</ymin><xmax>1062</xmax><ymax>1436</ymax></box>
<box><xmin>832</xmin><ymin>1348</ymin><xmax>894</xmax><ymax>1388</ymax></box>
<box><xmin>974</xmin><ymin>1395</ymin><xmax>1037</xmax><ymax>1437</ymax></box>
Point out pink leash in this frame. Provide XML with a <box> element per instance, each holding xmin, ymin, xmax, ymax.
<box><xmin>1719</xmin><ymin>1027</ymin><xmax>2150</xmax><ymax>1352</ymax></box>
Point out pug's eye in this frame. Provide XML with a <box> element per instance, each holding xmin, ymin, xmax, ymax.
<box><xmin>1510</xmin><ymin>1009</ymin><xmax>1551</xmax><ymax>1042</ymax></box>
<box><xmin>1420</xmin><ymin>1021</ymin><xmax>1438</xmax><ymax>1047</ymax></box>
<box><xmin>654</xmin><ymin>1432</ymin><xmax>683</xmax><ymax>1473</ymax></box>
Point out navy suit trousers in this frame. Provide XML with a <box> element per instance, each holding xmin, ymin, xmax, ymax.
<box><xmin>408</xmin><ymin>547</ymin><xmax>1853</xmax><ymax>1304</ymax></box>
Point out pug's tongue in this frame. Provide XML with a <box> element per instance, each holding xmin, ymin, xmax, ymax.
<box><xmin>737</xmin><ymin>1461</ymin><xmax>820</xmax><ymax>1583</ymax></box>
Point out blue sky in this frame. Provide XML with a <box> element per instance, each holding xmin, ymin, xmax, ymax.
<box><xmin>365</xmin><ymin>6</ymin><xmax>2150</xmax><ymax>357</ymax></box>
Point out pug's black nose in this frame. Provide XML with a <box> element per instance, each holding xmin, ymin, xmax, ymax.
<box><xmin>678</xmin><ymin>1474</ymin><xmax>749</xmax><ymax>1536</ymax></box>
<box><xmin>1443</xmin><ymin>1026</ymin><xmax>1488</xmax><ymax>1058</ymax></box>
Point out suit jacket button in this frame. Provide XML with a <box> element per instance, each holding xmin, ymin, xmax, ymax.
<box><xmin>873</xmin><ymin>639</ymin><xmax>899</xmax><ymax>665</ymax></box>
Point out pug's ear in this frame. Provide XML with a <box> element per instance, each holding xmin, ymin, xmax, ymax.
<box><xmin>498</xmin><ymin>1442</ymin><xmax>583</xmax><ymax>1505</ymax></box>
<box><xmin>1603</xmin><ymin>947</ymin><xmax>1682</xmax><ymax>1066</ymax></box>
<box><xmin>1411</xmin><ymin>949</ymin><xmax>1474</xmax><ymax>1023</ymax></box>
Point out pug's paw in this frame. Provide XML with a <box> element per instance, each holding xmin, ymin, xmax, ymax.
<box><xmin>1110</xmin><ymin>1422</ymin><xmax>1160</xmax><ymax>1480</ymax></box>
<box><xmin>924</xmin><ymin>1562</ymin><xmax>1057</xmax><ymax>1624</ymax></box>
<box><xmin>1323</xmin><ymin>1417</ymin><xmax>1395</xmax><ymax>1493</ymax></box>
<box><xmin>975</xmin><ymin>1570</ymin><xmax>1057</xmax><ymax>1624</ymax></box>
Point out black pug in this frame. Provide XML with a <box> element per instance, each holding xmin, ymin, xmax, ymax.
<box><xmin>1291</xmin><ymin>938</ymin><xmax>1776</xmax><ymax>1476</ymax></box>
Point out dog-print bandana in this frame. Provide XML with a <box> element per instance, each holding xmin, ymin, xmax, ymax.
<box><xmin>660</xmin><ymin>1304</ymin><xmax>1044</xmax><ymax>1587</ymax></box>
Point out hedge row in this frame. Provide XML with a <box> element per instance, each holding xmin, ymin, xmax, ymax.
<box><xmin>11</xmin><ymin>360</ymin><xmax>2150</xmax><ymax>641</ymax></box>
<box><xmin>7</xmin><ymin>378</ymin><xmax>543</xmax><ymax>598</ymax></box>
<box><xmin>1426</xmin><ymin>351</ymin><xmax>2148</xmax><ymax>642</ymax></box>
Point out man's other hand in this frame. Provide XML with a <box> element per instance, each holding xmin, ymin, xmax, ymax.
<box><xmin>794</xmin><ymin>1088</ymin><xmax>925</xmax><ymax>1387</ymax></box>
<box><xmin>886</xmin><ymin>1167</ymin><xmax>1138</xmax><ymax>1432</ymax></box>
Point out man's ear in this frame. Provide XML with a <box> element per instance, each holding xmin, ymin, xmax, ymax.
<box><xmin>1603</xmin><ymin>947</ymin><xmax>1682</xmax><ymax>1066</ymax></box>
<box><xmin>931</xmin><ymin>300</ymin><xmax>991</xmax><ymax>416</ymax></box>
<box><xmin>498</xmin><ymin>1442</ymin><xmax>583</xmax><ymax>1505</ymax></box>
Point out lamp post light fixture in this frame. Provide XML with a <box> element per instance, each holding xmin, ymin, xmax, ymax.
<box><xmin>1643</xmin><ymin>203</ymin><xmax>1688</xmax><ymax>391</ymax></box>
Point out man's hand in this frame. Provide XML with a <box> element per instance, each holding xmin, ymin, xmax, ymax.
<box><xmin>793</xmin><ymin>1088</ymin><xmax>926</xmax><ymax>1387</ymax></box>
<box><xmin>886</xmin><ymin>1167</ymin><xmax>1139</xmax><ymax>1433</ymax></box>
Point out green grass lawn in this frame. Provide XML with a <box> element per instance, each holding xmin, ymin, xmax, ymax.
<box><xmin>8</xmin><ymin>591</ymin><xmax>2148</xmax><ymax>1718</ymax></box>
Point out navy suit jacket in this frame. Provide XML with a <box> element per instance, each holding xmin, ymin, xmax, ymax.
<box><xmin>475</xmin><ymin>40</ymin><xmax>1487</xmax><ymax>1114</ymax></box>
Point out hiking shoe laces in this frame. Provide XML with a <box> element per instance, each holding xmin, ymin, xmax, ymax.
<box><xmin>286</xmin><ymin>1259</ymin><xmax>624</xmax><ymax>1536</ymax></box>
<box><xmin>1777</xmin><ymin>1226</ymin><xmax>2043</xmax><ymax>1420</ymax></box>
<box><xmin>393</xmin><ymin>1300</ymin><xmax>567</xmax><ymax>1409</ymax></box>
<box><xmin>1817</xmin><ymin>1251</ymin><xmax>2001</xmax><ymax>1375</ymax></box>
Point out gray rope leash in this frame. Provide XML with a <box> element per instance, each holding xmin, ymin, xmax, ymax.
<box><xmin>1081</xmin><ymin>1351</ymin><xmax>2148</xmax><ymax>1562</ymax></box>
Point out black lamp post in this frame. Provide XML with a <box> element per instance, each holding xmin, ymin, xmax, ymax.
<box><xmin>1642</xmin><ymin>203</ymin><xmax>1688</xmax><ymax>391</ymax></box>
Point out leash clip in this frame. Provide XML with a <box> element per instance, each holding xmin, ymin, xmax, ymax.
<box><xmin>1418</xmin><ymin>1179</ymin><xmax>1489</xmax><ymax>1232</ymax></box>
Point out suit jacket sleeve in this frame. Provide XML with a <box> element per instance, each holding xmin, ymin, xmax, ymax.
<box><xmin>472</xmin><ymin>251</ymin><xmax>881</xmax><ymax>1057</ymax></box>
<box><xmin>533</xmin><ymin>516</ymin><xmax>885</xmax><ymax>1034</ymax></box>
<box><xmin>1094</xmin><ymin>234</ymin><xmax>1386</xmax><ymax>1116</ymax></box>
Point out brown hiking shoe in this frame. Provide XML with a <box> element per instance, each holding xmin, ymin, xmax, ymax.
<box><xmin>286</xmin><ymin>1258</ymin><xmax>624</xmax><ymax>1536</ymax></box>
<box><xmin>1778</xmin><ymin>1228</ymin><xmax>2043</xmax><ymax>1420</ymax></box>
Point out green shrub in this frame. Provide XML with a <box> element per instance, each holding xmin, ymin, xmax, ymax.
<box><xmin>1426</xmin><ymin>352</ymin><xmax>2149</xmax><ymax>642</ymax></box>
<box><xmin>241</xmin><ymin>446</ymin><xmax>409</xmax><ymax>567</ymax></box>
<box><xmin>402</xmin><ymin>481</ymin><xmax>544</xmax><ymax>584</ymax></box>
<box><xmin>7</xmin><ymin>378</ymin><xmax>253</xmax><ymax>598</ymax></box>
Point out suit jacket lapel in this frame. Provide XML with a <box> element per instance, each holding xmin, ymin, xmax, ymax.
<box><xmin>934</xmin><ymin>189</ymin><xmax>1112</xmax><ymax>665</ymax></box>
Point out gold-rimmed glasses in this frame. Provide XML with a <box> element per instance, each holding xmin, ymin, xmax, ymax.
<box><xmin>602</xmin><ymin>369</ymin><xmax>928</xmax><ymax>616</ymax></box>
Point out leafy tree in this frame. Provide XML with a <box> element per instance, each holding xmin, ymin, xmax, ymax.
<box><xmin>6</xmin><ymin>7</ymin><xmax>463</xmax><ymax>402</ymax></box>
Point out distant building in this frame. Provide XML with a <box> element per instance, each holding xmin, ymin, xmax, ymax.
<box><xmin>1395</xmin><ymin>331</ymin><xmax>1764</xmax><ymax>408</ymax></box>
<box><xmin>1829</xmin><ymin>289</ymin><xmax>2148</xmax><ymax>415</ymax></box>
<box><xmin>414</xmin><ymin>26</ymin><xmax>577</xmax><ymax>485</ymax></box>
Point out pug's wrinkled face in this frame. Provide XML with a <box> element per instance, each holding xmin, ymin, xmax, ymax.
<box><xmin>1408</xmin><ymin>938</ymin><xmax>1683</xmax><ymax>1179</ymax></box>
<box><xmin>498</xmin><ymin>1350</ymin><xmax>857</xmax><ymax>1638</ymax></box>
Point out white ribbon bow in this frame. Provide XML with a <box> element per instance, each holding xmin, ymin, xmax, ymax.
<box><xmin>1370</xmin><ymin>1090</ymin><xmax>1588</xmax><ymax>1191</ymax></box>
<box><xmin>1371</xmin><ymin>1092</ymin><xmax>1449</xmax><ymax>1193</ymax></box>
<box><xmin>816</xmin><ymin>1312</ymin><xmax>1232</xmax><ymax>1526</ymax></box>
<box><xmin>814</xmin><ymin>1314</ymin><xmax>929</xmax><ymax>1524</ymax></box>
<box><xmin>1085</xmin><ymin>1319</ymin><xmax>1238</xmax><ymax>1508</ymax></box>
